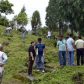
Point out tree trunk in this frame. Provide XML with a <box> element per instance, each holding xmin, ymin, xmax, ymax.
<box><xmin>59</xmin><ymin>21</ymin><xmax>63</xmax><ymax>35</ymax></box>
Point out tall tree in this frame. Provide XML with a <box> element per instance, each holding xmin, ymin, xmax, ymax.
<box><xmin>31</xmin><ymin>10</ymin><xmax>41</xmax><ymax>34</ymax></box>
<box><xmin>46</xmin><ymin>0</ymin><xmax>84</xmax><ymax>35</ymax></box>
<box><xmin>16</xmin><ymin>6</ymin><xmax>28</xmax><ymax>28</ymax></box>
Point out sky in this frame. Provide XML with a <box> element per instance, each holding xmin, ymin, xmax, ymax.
<box><xmin>7</xmin><ymin>0</ymin><xmax>49</xmax><ymax>30</ymax></box>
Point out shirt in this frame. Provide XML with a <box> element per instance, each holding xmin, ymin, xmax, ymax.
<box><xmin>36</xmin><ymin>43</ymin><xmax>45</xmax><ymax>56</ymax></box>
<box><xmin>48</xmin><ymin>31</ymin><xmax>51</xmax><ymax>36</ymax></box>
<box><xmin>28</xmin><ymin>45</ymin><xmax>36</xmax><ymax>59</ymax></box>
<box><xmin>75</xmin><ymin>39</ymin><xmax>84</xmax><ymax>49</ymax></box>
<box><xmin>57</xmin><ymin>39</ymin><xmax>66</xmax><ymax>51</ymax></box>
<box><xmin>66</xmin><ymin>37</ymin><xmax>74</xmax><ymax>51</ymax></box>
<box><xmin>0</xmin><ymin>51</ymin><xmax>8</xmax><ymax>64</ymax></box>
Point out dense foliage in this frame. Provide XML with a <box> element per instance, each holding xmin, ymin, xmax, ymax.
<box><xmin>46</xmin><ymin>0</ymin><xmax>84</xmax><ymax>35</ymax></box>
<box><xmin>15</xmin><ymin>6</ymin><xmax>28</xmax><ymax>28</ymax></box>
<box><xmin>0</xmin><ymin>0</ymin><xmax>13</xmax><ymax>26</ymax></box>
<box><xmin>31</xmin><ymin>10</ymin><xmax>41</xmax><ymax>34</ymax></box>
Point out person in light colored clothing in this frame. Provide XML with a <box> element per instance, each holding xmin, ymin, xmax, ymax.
<box><xmin>66</xmin><ymin>34</ymin><xmax>75</xmax><ymax>66</ymax></box>
<box><xmin>75</xmin><ymin>36</ymin><xmax>84</xmax><ymax>65</ymax></box>
<box><xmin>0</xmin><ymin>44</ymin><xmax>8</xmax><ymax>83</ymax></box>
<box><xmin>47</xmin><ymin>30</ymin><xmax>51</xmax><ymax>39</ymax></box>
<box><xmin>57</xmin><ymin>35</ymin><xmax>66</xmax><ymax>66</ymax></box>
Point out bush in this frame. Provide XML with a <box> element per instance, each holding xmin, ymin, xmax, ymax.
<box><xmin>0</xmin><ymin>16</ymin><xmax>9</xmax><ymax>26</ymax></box>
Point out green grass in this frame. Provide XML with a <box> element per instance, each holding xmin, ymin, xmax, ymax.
<box><xmin>0</xmin><ymin>25</ymin><xmax>84</xmax><ymax>84</ymax></box>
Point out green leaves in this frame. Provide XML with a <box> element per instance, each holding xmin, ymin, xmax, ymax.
<box><xmin>16</xmin><ymin>6</ymin><xmax>28</xmax><ymax>27</ymax></box>
<box><xmin>46</xmin><ymin>0</ymin><xmax>84</xmax><ymax>35</ymax></box>
<box><xmin>0</xmin><ymin>0</ymin><xmax>13</xmax><ymax>15</ymax></box>
<box><xmin>31</xmin><ymin>10</ymin><xmax>41</xmax><ymax>34</ymax></box>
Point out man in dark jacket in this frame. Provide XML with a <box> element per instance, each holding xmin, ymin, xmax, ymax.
<box><xmin>28</xmin><ymin>41</ymin><xmax>36</xmax><ymax>76</ymax></box>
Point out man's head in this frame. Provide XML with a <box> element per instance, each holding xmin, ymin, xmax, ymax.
<box><xmin>0</xmin><ymin>44</ymin><xmax>3</xmax><ymax>51</ymax></box>
<box><xmin>69</xmin><ymin>34</ymin><xmax>73</xmax><ymax>37</ymax></box>
<box><xmin>78</xmin><ymin>35</ymin><xmax>81</xmax><ymax>39</ymax></box>
<box><xmin>31</xmin><ymin>41</ymin><xmax>35</xmax><ymax>46</ymax></box>
<box><xmin>59</xmin><ymin>35</ymin><xmax>63</xmax><ymax>41</ymax></box>
<box><xmin>38</xmin><ymin>38</ymin><xmax>42</xmax><ymax>43</ymax></box>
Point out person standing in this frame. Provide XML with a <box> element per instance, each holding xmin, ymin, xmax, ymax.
<box><xmin>35</xmin><ymin>38</ymin><xmax>45</xmax><ymax>72</ymax></box>
<box><xmin>0</xmin><ymin>44</ymin><xmax>8</xmax><ymax>83</ymax></box>
<box><xmin>21</xmin><ymin>26</ymin><xmax>27</xmax><ymax>43</ymax></box>
<box><xmin>75</xmin><ymin>36</ymin><xmax>84</xmax><ymax>65</ymax></box>
<box><xmin>28</xmin><ymin>42</ymin><xmax>36</xmax><ymax>76</ymax></box>
<box><xmin>47</xmin><ymin>30</ymin><xmax>51</xmax><ymax>39</ymax></box>
<box><xmin>66</xmin><ymin>34</ymin><xmax>75</xmax><ymax>66</ymax></box>
<box><xmin>57</xmin><ymin>35</ymin><xmax>66</xmax><ymax>66</ymax></box>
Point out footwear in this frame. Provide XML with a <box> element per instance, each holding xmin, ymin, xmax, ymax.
<box><xmin>42</xmin><ymin>70</ymin><xmax>45</xmax><ymax>73</ymax></box>
<box><xmin>37</xmin><ymin>69</ymin><xmax>40</xmax><ymax>72</ymax></box>
<box><xmin>28</xmin><ymin>74</ymin><xmax>32</xmax><ymax>77</ymax></box>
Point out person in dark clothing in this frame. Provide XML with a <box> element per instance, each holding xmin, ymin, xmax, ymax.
<box><xmin>28</xmin><ymin>41</ymin><xmax>36</xmax><ymax>76</ymax></box>
<box><xmin>35</xmin><ymin>38</ymin><xmax>45</xmax><ymax>72</ymax></box>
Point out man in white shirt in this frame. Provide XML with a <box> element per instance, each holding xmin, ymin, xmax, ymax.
<box><xmin>0</xmin><ymin>44</ymin><xmax>8</xmax><ymax>83</ymax></box>
<box><xmin>75</xmin><ymin>36</ymin><xmax>84</xmax><ymax>65</ymax></box>
<box><xmin>66</xmin><ymin>34</ymin><xmax>75</xmax><ymax>65</ymax></box>
<box><xmin>47</xmin><ymin>30</ymin><xmax>51</xmax><ymax>39</ymax></box>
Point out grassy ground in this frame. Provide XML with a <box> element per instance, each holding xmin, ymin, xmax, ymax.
<box><xmin>0</xmin><ymin>25</ymin><xmax>84</xmax><ymax>84</ymax></box>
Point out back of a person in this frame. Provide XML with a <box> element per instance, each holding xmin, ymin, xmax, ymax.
<box><xmin>48</xmin><ymin>31</ymin><xmax>51</xmax><ymax>36</ymax></box>
<box><xmin>57</xmin><ymin>39</ymin><xmax>66</xmax><ymax>51</ymax></box>
<box><xmin>66</xmin><ymin>37</ymin><xmax>74</xmax><ymax>51</ymax></box>
<box><xmin>75</xmin><ymin>39</ymin><xmax>84</xmax><ymax>49</ymax></box>
<box><xmin>36</xmin><ymin>43</ymin><xmax>45</xmax><ymax>55</ymax></box>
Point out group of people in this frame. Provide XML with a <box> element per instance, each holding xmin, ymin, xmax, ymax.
<box><xmin>28</xmin><ymin>38</ymin><xmax>45</xmax><ymax>77</ymax></box>
<box><xmin>57</xmin><ymin>34</ymin><xmax>84</xmax><ymax>66</ymax></box>
<box><xmin>0</xmin><ymin>33</ymin><xmax>84</xmax><ymax>81</ymax></box>
<box><xmin>28</xmin><ymin>34</ymin><xmax>84</xmax><ymax>77</ymax></box>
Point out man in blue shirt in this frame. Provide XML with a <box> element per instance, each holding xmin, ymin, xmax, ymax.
<box><xmin>57</xmin><ymin>35</ymin><xmax>66</xmax><ymax>66</ymax></box>
<box><xmin>35</xmin><ymin>38</ymin><xmax>45</xmax><ymax>72</ymax></box>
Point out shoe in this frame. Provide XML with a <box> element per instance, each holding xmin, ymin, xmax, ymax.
<box><xmin>28</xmin><ymin>74</ymin><xmax>32</xmax><ymax>77</ymax></box>
<box><xmin>37</xmin><ymin>69</ymin><xmax>40</xmax><ymax>72</ymax></box>
<box><xmin>42</xmin><ymin>70</ymin><xmax>45</xmax><ymax>73</ymax></box>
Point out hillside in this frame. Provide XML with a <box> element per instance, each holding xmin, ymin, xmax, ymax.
<box><xmin>0</xmin><ymin>26</ymin><xmax>84</xmax><ymax>84</ymax></box>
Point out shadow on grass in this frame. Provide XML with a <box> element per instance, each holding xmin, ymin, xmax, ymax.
<box><xmin>72</xmin><ymin>72</ymin><xmax>84</xmax><ymax>84</ymax></box>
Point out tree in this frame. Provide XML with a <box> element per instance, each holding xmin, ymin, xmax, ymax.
<box><xmin>16</xmin><ymin>6</ymin><xmax>28</xmax><ymax>28</ymax></box>
<box><xmin>46</xmin><ymin>0</ymin><xmax>84</xmax><ymax>35</ymax></box>
<box><xmin>0</xmin><ymin>15</ymin><xmax>9</xmax><ymax>26</ymax></box>
<box><xmin>46</xmin><ymin>0</ymin><xmax>63</xmax><ymax>35</ymax></box>
<box><xmin>31</xmin><ymin>10</ymin><xmax>41</xmax><ymax>34</ymax></box>
<box><xmin>0</xmin><ymin>0</ymin><xmax>13</xmax><ymax>15</ymax></box>
<box><xmin>0</xmin><ymin>0</ymin><xmax>13</xmax><ymax>26</ymax></box>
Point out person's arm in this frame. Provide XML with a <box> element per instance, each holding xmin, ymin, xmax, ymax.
<box><xmin>83</xmin><ymin>41</ymin><xmax>84</xmax><ymax>48</ymax></box>
<box><xmin>2</xmin><ymin>53</ymin><xmax>8</xmax><ymax>64</ymax></box>
<box><xmin>57</xmin><ymin>41</ymin><xmax>59</xmax><ymax>47</ymax></box>
<box><xmin>35</xmin><ymin>44</ymin><xmax>38</xmax><ymax>55</ymax></box>
<box><xmin>66</xmin><ymin>41</ymin><xmax>68</xmax><ymax>52</ymax></box>
<box><xmin>72</xmin><ymin>39</ymin><xmax>75</xmax><ymax>49</ymax></box>
<box><xmin>75</xmin><ymin>41</ymin><xmax>77</xmax><ymax>49</ymax></box>
<box><xmin>43</xmin><ymin>47</ymin><xmax>46</xmax><ymax>56</ymax></box>
<box><xmin>0</xmin><ymin>52</ymin><xmax>8</xmax><ymax>66</ymax></box>
<box><xmin>30</xmin><ymin>52</ymin><xmax>34</xmax><ymax>61</ymax></box>
<box><xmin>29</xmin><ymin>47</ymin><xmax>34</xmax><ymax>61</ymax></box>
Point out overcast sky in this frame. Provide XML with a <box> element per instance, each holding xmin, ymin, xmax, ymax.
<box><xmin>7</xmin><ymin>0</ymin><xmax>49</xmax><ymax>30</ymax></box>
